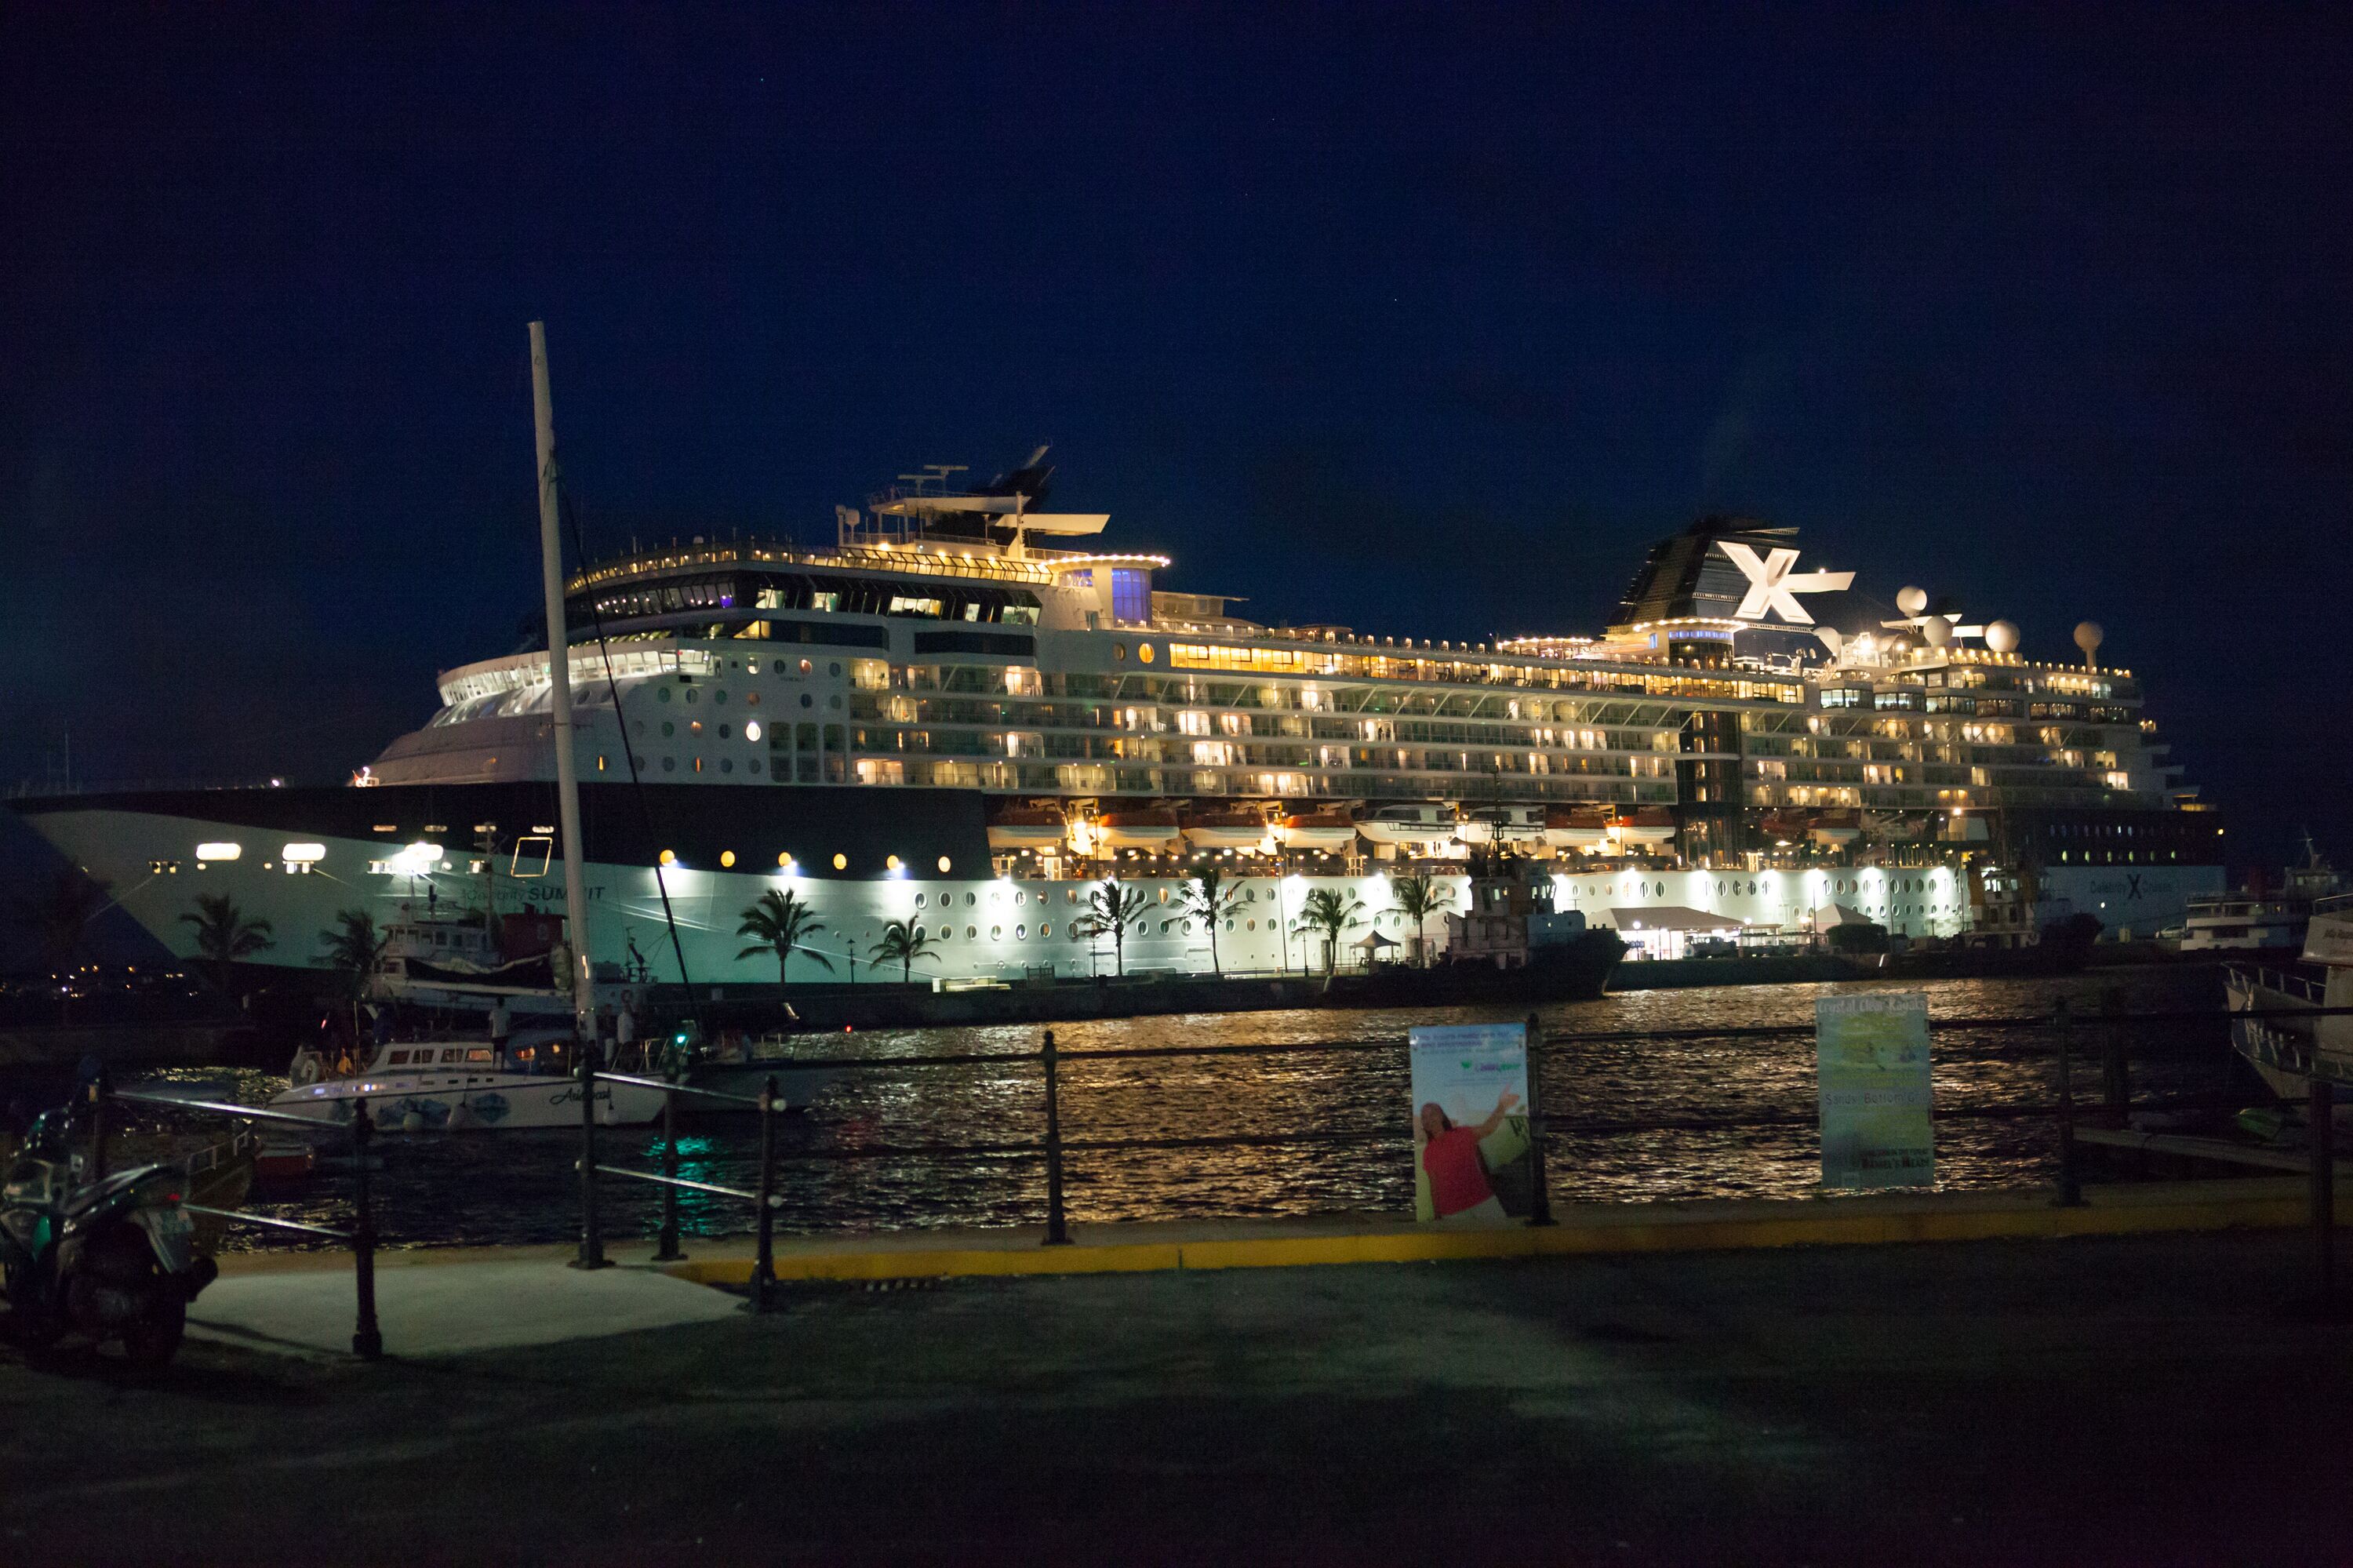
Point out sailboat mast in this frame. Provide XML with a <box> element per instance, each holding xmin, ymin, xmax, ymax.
<box><xmin>529</xmin><ymin>321</ymin><xmax>595</xmax><ymax>1037</ymax></box>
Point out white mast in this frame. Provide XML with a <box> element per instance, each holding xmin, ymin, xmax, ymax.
<box><xmin>529</xmin><ymin>321</ymin><xmax>595</xmax><ymax>1038</ymax></box>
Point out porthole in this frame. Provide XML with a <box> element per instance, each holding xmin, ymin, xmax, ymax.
<box><xmin>1158</xmin><ymin>886</ymin><xmax>1171</xmax><ymax>904</ymax></box>
<box><xmin>991</xmin><ymin>926</ymin><xmax>1002</xmax><ymax>940</ymax></box>
<box><xmin>829</xmin><ymin>662</ymin><xmax>842</xmax><ymax>677</ymax></box>
<box><xmin>1246</xmin><ymin>888</ymin><xmax>1257</xmax><ymax>903</ymax></box>
<box><xmin>718</xmin><ymin>722</ymin><xmax>731</xmax><ymax>739</ymax></box>
<box><xmin>658</xmin><ymin>688</ymin><xmax>671</xmax><ymax>704</ymax></box>
<box><xmin>966</xmin><ymin>892</ymin><xmax>977</xmax><ymax>907</ymax></box>
<box><xmin>686</xmin><ymin>689</ymin><xmax>699</xmax><ymax>704</ymax></box>
<box><xmin>829</xmin><ymin>695</ymin><xmax>842</xmax><ymax>710</ymax></box>
<box><xmin>1015</xmin><ymin>924</ymin><xmax>1027</xmax><ymax>940</ymax></box>
<box><xmin>799</xmin><ymin>659</ymin><xmax>813</xmax><ymax>674</ymax></box>
<box><xmin>966</xmin><ymin>926</ymin><xmax>976</xmax><ymax>939</ymax></box>
<box><xmin>744</xmin><ymin>720</ymin><xmax>762</xmax><ymax>741</ymax></box>
<box><xmin>661</xmin><ymin>721</ymin><xmax>675</xmax><ymax>737</ymax></box>
<box><xmin>746</xmin><ymin>692</ymin><xmax>759</xmax><ymax>707</ymax></box>
<box><xmin>801</xmin><ymin>694</ymin><xmax>813</xmax><ymax>708</ymax></box>
<box><xmin>719</xmin><ymin>759</ymin><xmax>733</xmax><ymax>774</ymax></box>
<box><xmin>1138</xmin><ymin>644</ymin><xmax>1155</xmax><ymax>664</ymax></box>
<box><xmin>715</xmin><ymin>690</ymin><xmax>728</xmax><ymax>705</ymax></box>
<box><xmin>1225</xmin><ymin>919</ymin><xmax>1235</xmax><ymax>932</ymax></box>
<box><xmin>915</xmin><ymin>893</ymin><xmax>928</xmax><ymax>908</ymax></box>
<box><xmin>690</xmin><ymin>721</ymin><xmax>704</xmax><ymax>735</ymax></box>
<box><xmin>662</xmin><ymin>757</ymin><xmax>676</xmax><ymax>773</ymax></box>
<box><xmin>1113</xmin><ymin>644</ymin><xmax>1126</xmax><ymax>661</ymax></box>
<box><xmin>1014</xmin><ymin>890</ymin><xmax>1025</xmax><ymax>905</ymax></box>
<box><xmin>749</xmin><ymin>759</ymin><xmax>762</xmax><ymax>774</ymax></box>
<box><xmin>1040</xmin><ymin>922</ymin><xmax>1052</xmax><ymax>938</ymax></box>
<box><xmin>747</xmin><ymin>659</ymin><xmax>761</xmax><ymax>675</ymax></box>
<box><xmin>693</xmin><ymin>758</ymin><xmax>704</xmax><ymax>773</ymax></box>
<box><xmin>1067</xmin><ymin>889</ymin><xmax>1079</xmax><ymax>904</ymax></box>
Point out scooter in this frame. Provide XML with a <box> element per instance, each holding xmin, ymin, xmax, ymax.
<box><xmin>1</xmin><ymin>1106</ymin><xmax>217</xmax><ymax>1370</ymax></box>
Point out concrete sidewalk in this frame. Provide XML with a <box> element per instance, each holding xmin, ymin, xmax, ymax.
<box><xmin>11</xmin><ymin>1230</ymin><xmax>2352</xmax><ymax>1563</ymax></box>
<box><xmin>191</xmin><ymin>1251</ymin><xmax>742</xmax><ymax>1358</ymax></box>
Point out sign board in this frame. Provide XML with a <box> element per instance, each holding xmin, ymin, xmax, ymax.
<box><xmin>1408</xmin><ymin>1023</ymin><xmax>1533</xmax><ymax>1223</ymax></box>
<box><xmin>1815</xmin><ymin>992</ymin><xmax>1934</xmax><ymax>1188</ymax></box>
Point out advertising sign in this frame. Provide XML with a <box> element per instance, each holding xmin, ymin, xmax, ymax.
<box><xmin>1409</xmin><ymin>1023</ymin><xmax>1534</xmax><ymax>1223</ymax></box>
<box><xmin>1815</xmin><ymin>992</ymin><xmax>1934</xmax><ymax>1188</ymax></box>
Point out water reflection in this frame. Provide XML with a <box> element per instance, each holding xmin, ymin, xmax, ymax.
<box><xmin>104</xmin><ymin>969</ymin><xmax>2231</xmax><ymax>1250</ymax></box>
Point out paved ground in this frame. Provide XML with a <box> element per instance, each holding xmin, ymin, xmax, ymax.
<box><xmin>4</xmin><ymin>1231</ymin><xmax>2349</xmax><ymax>1564</ymax></box>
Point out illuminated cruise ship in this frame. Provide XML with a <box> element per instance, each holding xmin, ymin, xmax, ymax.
<box><xmin>13</xmin><ymin>454</ymin><xmax>2224</xmax><ymax>980</ymax></box>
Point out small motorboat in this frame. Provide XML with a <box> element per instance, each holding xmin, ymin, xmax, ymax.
<box><xmin>1542</xmin><ymin>805</ymin><xmax>1610</xmax><ymax>850</ymax></box>
<box><xmin>1610</xmin><ymin>807</ymin><xmax>1678</xmax><ymax>848</ymax></box>
<box><xmin>1357</xmin><ymin>802</ymin><xmax>1456</xmax><ymax>847</ymax></box>
<box><xmin>1457</xmin><ymin>805</ymin><xmax>1545</xmax><ymax>846</ymax></box>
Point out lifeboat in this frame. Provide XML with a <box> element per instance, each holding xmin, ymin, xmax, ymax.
<box><xmin>1093</xmin><ymin>809</ymin><xmax>1184</xmax><ymax>850</ymax></box>
<box><xmin>1808</xmin><ymin>809</ymin><xmax>1864</xmax><ymax>847</ymax></box>
<box><xmin>1541</xmin><ymin>805</ymin><xmax>1610</xmax><ymax>850</ymax></box>
<box><xmin>1356</xmin><ymin>803</ymin><xmax>1456</xmax><ymax>846</ymax></box>
<box><xmin>1609</xmin><ymin>807</ymin><xmax>1678</xmax><ymax>848</ymax></box>
<box><xmin>1277</xmin><ymin>810</ymin><xmax>1358</xmax><ymax>851</ymax></box>
<box><xmin>986</xmin><ymin>806</ymin><xmax>1066</xmax><ymax>851</ymax></box>
<box><xmin>1758</xmin><ymin>810</ymin><xmax>1809</xmax><ymax>846</ymax></box>
<box><xmin>1456</xmin><ymin>806</ymin><xmax>1544</xmax><ymax>846</ymax></box>
<box><xmin>1182</xmin><ymin>810</ymin><xmax>1271</xmax><ymax>850</ymax></box>
<box><xmin>1864</xmin><ymin>811</ymin><xmax>1926</xmax><ymax>843</ymax></box>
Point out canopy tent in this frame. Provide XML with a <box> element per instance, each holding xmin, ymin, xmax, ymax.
<box><xmin>1808</xmin><ymin>902</ymin><xmax>1876</xmax><ymax>928</ymax></box>
<box><xmin>1609</xmin><ymin>905</ymin><xmax>1746</xmax><ymax>933</ymax></box>
<box><xmin>1350</xmin><ymin>930</ymin><xmax>1400</xmax><ymax>948</ymax></box>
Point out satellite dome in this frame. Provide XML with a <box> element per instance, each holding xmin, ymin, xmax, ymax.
<box><xmin>2073</xmin><ymin>620</ymin><xmax>2105</xmax><ymax>653</ymax></box>
<box><xmin>1921</xmin><ymin>617</ymin><xmax>1952</xmax><ymax>647</ymax></box>
<box><xmin>1896</xmin><ymin>585</ymin><xmax>1928</xmax><ymax>616</ymax></box>
<box><xmin>1984</xmin><ymin>620</ymin><xmax>2020</xmax><ymax>654</ymax></box>
<box><xmin>1814</xmin><ymin>627</ymin><xmax>1846</xmax><ymax>657</ymax></box>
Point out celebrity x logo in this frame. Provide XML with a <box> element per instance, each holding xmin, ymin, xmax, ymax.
<box><xmin>1718</xmin><ymin>541</ymin><xmax>1856</xmax><ymax>624</ymax></box>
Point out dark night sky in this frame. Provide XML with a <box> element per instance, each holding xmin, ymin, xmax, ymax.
<box><xmin>5</xmin><ymin>5</ymin><xmax>2351</xmax><ymax>892</ymax></box>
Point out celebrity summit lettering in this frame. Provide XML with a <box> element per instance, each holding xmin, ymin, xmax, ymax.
<box><xmin>1815</xmin><ymin>991</ymin><xmax>1934</xmax><ymax>1189</ymax></box>
<box><xmin>1718</xmin><ymin>540</ymin><xmax>1856</xmax><ymax>624</ymax></box>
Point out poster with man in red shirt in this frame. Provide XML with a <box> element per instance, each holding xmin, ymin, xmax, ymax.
<box><xmin>1409</xmin><ymin>1023</ymin><xmax>1535</xmax><ymax>1223</ymax></box>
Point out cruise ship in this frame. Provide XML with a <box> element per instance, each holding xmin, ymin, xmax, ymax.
<box><xmin>12</xmin><ymin>453</ymin><xmax>2225</xmax><ymax>985</ymax></box>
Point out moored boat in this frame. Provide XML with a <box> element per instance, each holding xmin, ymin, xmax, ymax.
<box><xmin>1276</xmin><ymin>810</ymin><xmax>1357</xmax><ymax>851</ymax></box>
<box><xmin>268</xmin><ymin>1035</ymin><xmax>669</xmax><ymax>1130</ymax></box>
<box><xmin>1180</xmin><ymin>809</ymin><xmax>1270</xmax><ymax>849</ymax></box>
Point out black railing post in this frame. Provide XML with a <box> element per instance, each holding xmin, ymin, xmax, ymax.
<box><xmin>1523</xmin><ymin>1012</ymin><xmax>1555</xmax><ymax>1227</ymax></box>
<box><xmin>351</xmin><ymin>1096</ymin><xmax>383</xmax><ymax>1362</ymax></box>
<box><xmin>2054</xmin><ymin>999</ymin><xmax>2084</xmax><ymax>1208</ymax></box>
<box><xmin>2311</xmin><ymin>1074</ymin><xmax>2336</xmax><ymax>1311</ymax></box>
<box><xmin>2100</xmin><ymin>986</ymin><xmax>2130</xmax><ymax>1129</ymax></box>
<box><xmin>85</xmin><ymin>1068</ymin><xmax>109</xmax><ymax>1184</ymax></box>
<box><xmin>747</xmin><ymin>1075</ymin><xmax>777</xmax><ymax>1314</ymax></box>
<box><xmin>572</xmin><ymin>1039</ymin><xmax>609</xmax><ymax>1271</ymax></box>
<box><xmin>654</xmin><ymin>1073</ymin><xmax>684</xmax><ymax>1264</ymax></box>
<box><xmin>1042</xmin><ymin>1028</ymin><xmax>1071</xmax><ymax>1246</ymax></box>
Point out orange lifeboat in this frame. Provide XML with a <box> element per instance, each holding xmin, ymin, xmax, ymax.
<box><xmin>1181</xmin><ymin>810</ymin><xmax>1270</xmax><ymax>850</ymax></box>
<box><xmin>1541</xmin><ymin>805</ymin><xmax>1610</xmax><ymax>850</ymax></box>
<box><xmin>1276</xmin><ymin>810</ymin><xmax>1358</xmax><ymax>851</ymax></box>
<box><xmin>1093</xmin><ymin>808</ymin><xmax>1184</xmax><ymax>850</ymax></box>
<box><xmin>1609</xmin><ymin>806</ymin><xmax>1678</xmax><ymax>848</ymax></box>
<box><xmin>986</xmin><ymin>806</ymin><xmax>1066</xmax><ymax>851</ymax></box>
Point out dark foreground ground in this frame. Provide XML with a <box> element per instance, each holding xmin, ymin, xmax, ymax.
<box><xmin>3</xmin><ymin>1231</ymin><xmax>2348</xmax><ymax>1565</ymax></box>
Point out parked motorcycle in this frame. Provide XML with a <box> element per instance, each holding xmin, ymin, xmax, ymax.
<box><xmin>1</xmin><ymin>1106</ymin><xmax>217</xmax><ymax>1370</ymax></box>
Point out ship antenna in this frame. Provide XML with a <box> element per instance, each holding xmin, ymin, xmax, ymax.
<box><xmin>529</xmin><ymin>322</ymin><xmax>595</xmax><ymax>1041</ymax></box>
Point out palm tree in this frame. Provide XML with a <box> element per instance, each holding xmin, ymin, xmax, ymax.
<box><xmin>181</xmin><ymin>893</ymin><xmax>274</xmax><ymax>996</ymax></box>
<box><xmin>12</xmin><ymin>869</ymin><xmax>111</xmax><ymax>1021</ymax></box>
<box><xmin>1293</xmin><ymin>887</ymin><xmax>1366</xmax><ymax>974</ymax></box>
<box><xmin>1176</xmin><ymin>865</ymin><xmax>1244</xmax><ymax>977</ymax></box>
<box><xmin>318</xmin><ymin>909</ymin><xmax>388</xmax><ymax>1002</ymax></box>
<box><xmin>736</xmin><ymin>888</ymin><xmax>835</xmax><ymax>989</ymax></box>
<box><xmin>1387</xmin><ymin>872</ymin><xmax>1454</xmax><ymax>969</ymax></box>
<box><xmin>870</xmin><ymin>919</ymin><xmax>938</xmax><ymax>984</ymax></box>
<box><xmin>1078</xmin><ymin>878</ymin><xmax>1151</xmax><ymax>977</ymax></box>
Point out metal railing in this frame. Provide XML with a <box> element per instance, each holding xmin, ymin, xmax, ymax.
<box><xmin>92</xmin><ymin>1079</ymin><xmax>384</xmax><ymax>1359</ymax></box>
<box><xmin>569</xmin><ymin>999</ymin><xmax>2353</xmax><ymax>1312</ymax></box>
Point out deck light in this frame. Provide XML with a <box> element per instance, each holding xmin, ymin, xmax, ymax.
<box><xmin>282</xmin><ymin>843</ymin><xmax>327</xmax><ymax>864</ymax></box>
<box><xmin>833</xmin><ymin>853</ymin><xmax>848</xmax><ymax>870</ymax></box>
<box><xmin>195</xmin><ymin>842</ymin><xmax>242</xmax><ymax>861</ymax></box>
<box><xmin>659</xmin><ymin>849</ymin><xmax>676</xmax><ymax>866</ymax></box>
<box><xmin>720</xmin><ymin>850</ymin><xmax>736</xmax><ymax>868</ymax></box>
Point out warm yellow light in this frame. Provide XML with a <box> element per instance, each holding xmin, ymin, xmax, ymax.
<box><xmin>778</xmin><ymin>852</ymin><xmax>795</xmax><ymax>868</ymax></box>
<box><xmin>282</xmin><ymin>843</ymin><xmax>327</xmax><ymax>864</ymax></box>
<box><xmin>832</xmin><ymin>853</ymin><xmax>848</xmax><ymax>870</ymax></box>
<box><xmin>720</xmin><ymin>850</ymin><xmax>736</xmax><ymax>868</ymax></box>
<box><xmin>938</xmin><ymin>857</ymin><xmax>952</xmax><ymax>873</ymax></box>
<box><xmin>195</xmin><ymin>842</ymin><xmax>242</xmax><ymax>862</ymax></box>
<box><xmin>886</xmin><ymin>855</ymin><xmax>901</xmax><ymax>871</ymax></box>
<box><xmin>659</xmin><ymin>849</ymin><xmax>676</xmax><ymax>866</ymax></box>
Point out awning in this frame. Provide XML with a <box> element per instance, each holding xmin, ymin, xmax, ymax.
<box><xmin>1351</xmin><ymin>930</ymin><xmax>1400</xmax><ymax>948</ymax></box>
<box><xmin>1609</xmin><ymin>905</ymin><xmax>1746</xmax><ymax>934</ymax></box>
<box><xmin>1809</xmin><ymin>902</ymin><xmax>1875</xmax><ymax>928</ymax></box>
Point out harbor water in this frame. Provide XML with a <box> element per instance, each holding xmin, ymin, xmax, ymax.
<box><xmin>103</xmin><ymin>967</ymin><xmax>2235</xmax><ymax>1251</ymax></box>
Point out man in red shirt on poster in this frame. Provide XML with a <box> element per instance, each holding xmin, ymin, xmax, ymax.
<box><xmin>1416</xmin><ymin>1091</ymin><xmax>1521</xmax><ymax>1222</ymax></box>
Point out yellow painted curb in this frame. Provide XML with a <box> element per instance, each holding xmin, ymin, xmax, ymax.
<box><xmin>664</xmin><ymin>1193</ymin><xmax>2336</xmax><ymax>1288</ymax></box>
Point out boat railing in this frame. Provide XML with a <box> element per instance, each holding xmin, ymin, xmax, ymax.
<box><xmin>2229</xmin><ymin>965</ymin><xmax>2327</xmax><ymax>1004</ymax></box>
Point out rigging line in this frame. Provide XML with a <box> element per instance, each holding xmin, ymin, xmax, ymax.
<box><xmin>561</xmin><ymin>486</ymin><xmax>694</xmax><ymax>993</ymax></box>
